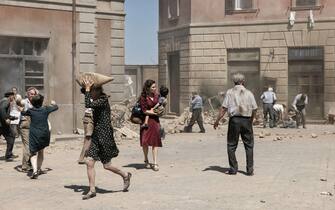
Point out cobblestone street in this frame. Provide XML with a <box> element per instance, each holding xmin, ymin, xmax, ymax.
<box><xmin>0</xmin><ymin>125</ymin><xmax>334</xmax><ymax>210</ymax></box>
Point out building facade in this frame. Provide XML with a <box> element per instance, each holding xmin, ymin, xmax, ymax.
<box><xmin>159</xmin><ymin>0</ymin><xmax>335</xmax><ymax>119</ymax></box>
<box><xmin>0</xmin><ymin>0</ymin><xmax>125</xmax><ymax>133</ymax></box>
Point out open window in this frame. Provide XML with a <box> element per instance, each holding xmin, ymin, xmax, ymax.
<box><xmin>225</xmin><ymin>0</ymin><xmax>257</xmax><ymax>14</ymax></box>
<box><xmin>291</xmin><ymin>0</ymin><xmax>321</xmax><ymax>10</ymax></box>
<box><xmin>168</xmin><ymin>0</ymin><xmax>180</xmax><ymax>20</ymax></box>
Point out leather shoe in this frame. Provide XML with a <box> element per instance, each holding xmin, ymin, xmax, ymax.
<box><xmin>225</xmin><ymin>169</ymin><xmax>237</xmax><ymax>175</ymax></box>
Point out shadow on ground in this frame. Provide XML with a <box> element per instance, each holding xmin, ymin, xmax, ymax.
<box><xmin>123</xmin><ymin>163</ymin><xmax>148</xmax><ymax>170</ymax></box>
<box><xmin>64</xmin><ymin>185</ymin><xmax>122</xmax><ymax>195</ymax></box>
<box><xmin>203</xmin><ymin>166</ymin><xmax>230</xmax><ymax>173</ymax></box>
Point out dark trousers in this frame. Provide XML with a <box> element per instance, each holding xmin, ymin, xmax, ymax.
<box><xmin>263</xmin><ymin>103</ymin><xmax>274</xmax><ymax>128</ymax></box>
<box><xmin>185</xmin><ymin>108</ymin><xmax>205</xmax><ymax>132</ymax></box>
<box><xmin>227</xmin><ymin>116</ymin><xmax>254</xmax><ymax>173</ymax></box>
<box><xmin>0</xmin><ymin>126</ymin><xmax>15</xmax><ymax>158</ymax></box>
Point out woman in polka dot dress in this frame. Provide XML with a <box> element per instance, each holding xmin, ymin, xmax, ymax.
<box><xmin>81</xmin><ymin>78</ymin><xmax>132</xmax><ymax>200</ymax></box>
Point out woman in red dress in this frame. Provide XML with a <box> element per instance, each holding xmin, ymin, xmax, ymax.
<box><xmin>139</xmin><ymin>80</ymin><xmax>162</xmax><ymax>171</ymax></box>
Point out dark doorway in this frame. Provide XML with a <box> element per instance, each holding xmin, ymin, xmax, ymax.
<box><xmin>0</xmin><ymin>58</ymin><xmax>22</xmax><ymax>97</ymax></box>
<box><xmin>227</xmin><ymin>49</ymin><xmax>260</xmax><ymax>99</ymax></box>
<box><xmin>168</xmin><ymin>52</ymin><xmax>180</xmax><ymax>114</ymax></box>
<box><xmin>288</xmin><ymin>47</ymin><xmax>324</xmax><ymax>119</ymax></box>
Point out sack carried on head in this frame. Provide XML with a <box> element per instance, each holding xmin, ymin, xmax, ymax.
<box><xmin>76</xmin><ymin>72</ymin><xmax>114</xmax><ymax>87</ymax></box>
<box><xmin>130</xmin><ymin>102</ymin><xmax>143</xmax><ymax>124</ymax></box>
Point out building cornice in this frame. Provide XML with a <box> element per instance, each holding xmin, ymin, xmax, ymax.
<box><xmin>158</xmin><ymin>17</ymin><xmax>335</xmax><ymax>34</ymax></box>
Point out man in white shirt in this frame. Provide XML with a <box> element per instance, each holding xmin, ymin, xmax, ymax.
<box><xmin>18</xmin><ymin>87</ymin><xmax>38</xmax><ymax>171</ymax></box>
<box><xmin>214</xmin><ymin>73</ymin><xmax>258</xmax><ymax>176</ymax></box>
<box><xmin>260</xmin><ymin>87</ymin><xmax>277</xmax><ymax>128</ymax></box>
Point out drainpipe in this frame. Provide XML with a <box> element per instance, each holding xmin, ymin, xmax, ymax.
<box><xmin>72</xmin><ymin>0</ymin><xmax>77</xmax><ymax>133</ymax></box>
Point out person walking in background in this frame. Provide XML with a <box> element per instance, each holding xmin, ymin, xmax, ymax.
<box><xmin>292</xmin><ymin>93</ymin><xmax>308</xmax><ymax>129</ymax></box>
<box><xmin>260</xmin><ymin>87</ymin><xmax>277</xmax><ymax>128</ymax></box>
<box><xmin>139</xmin><ymin>79</ymin><xmax>162</xmax><ymax>171</ymax></box>
<box><xmin>214</xmin><ymin>73</ymin><xmax>258</xmax><ymax>176</ymax></box>
<box><xmin>184</xmin><ymin>91</ymin><xmax>206</xmax><ymax>133</ymax></box>
<box><xmin>0</xmin><ymin>91</ymin><xmax>18</xmax><ymax>161</ymax></box>
<box><xmin>78</xmin><ymin>87</ymin><xmax>94</xmax><ymax>165</ymax></box>
<box><xmin>18</xmin><ymin>87</ymin><xmax>38</xmax><ymax>172</ymax></box>
<box><xmin>21</xmin><ymin>94</ymin><xmax>58</xmax><ymax>179</ymax></box>
<box><xmin>81</xmin><ymin>78</ymin><xmax>131</xmax><ymax>200</ymax></box>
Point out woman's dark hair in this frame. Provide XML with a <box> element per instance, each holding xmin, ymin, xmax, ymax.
<box><xmin>80</xmin><ymin>87</ymin><xmax>85</xmax><ymax>94</ymax></box>
<box><xmin>159</xmin><ymin>86</ymin><xmax>169</xmax><ymax>98</ymax></box>
<box><xmin>31</xmin><ymin>94</ymin><xmax>44</xmax><ymax>108</ymax></box>
<box><xmin>141</xmin><ymin>79</ymin><xmax>155</xmax><ymax>98</ymax></box>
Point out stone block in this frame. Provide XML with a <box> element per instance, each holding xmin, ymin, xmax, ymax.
<box><xmin>325</xmin><ymin>46</ymin><xmax>335</xmax><ymax>54</ymax></box>
<box><xmin>111</xmin><ymin>56</ymin><xmax>124</xmax><ymax>65</ymax></box>
<box><xmin>111</xmin><ymin>38</ymin><xmax>124</xmax><ymax>47</ymax></box>
<box><xmin>240</xmin><ymin>31</ymin><xmax>247</xmax><ymax>48</ymax></box>
<box><xmin>293</xmin><ymin>31</ymin><xmax>302</xmax><ymax>46</ymax></box>
<box><xmin>111</xmin><ymin>65</ymin><xmax>125</xmax><ymax>74</ymax></box>
<box><xmin>204</xmin><ymin>64</ymin><xmax>223</xmax><ymax>71</ymax></box>
<box><xmin>270</xmin><ymin>32</ymin><xmax>284</xmax><ymax>40</ymax></box>
<box><xmin>204</xmin><ymin>49</ymin><xmax>222</xmax><ymax>56</ymax></box>
<box><xmin>255</xmin><ymin>33</ymin><xmax>264</xmax><ymax>47</ymax></box>
<box><xmin>284</xmin><ymin>31</ymin><xmax>294</xmax><ymax>47</ymax></box>
<box><xmin>79</xmin><ymin>22</ymin><xmax>95</xmax><ymax>33</ymax></box>
<box><xmin>190</xmin><ymin>49</ymin><xmax>204</xmax><ymax>57</ymax></box>
<box><xmin>195</xmin><ymin>56</ymin><xmax>212</xmax><ymax>64</ymax></box>
<box><xmin>80</xmin><ymin>43</ymin><xmax>95</xmax><ymax>53</ymax></box>
<box><xmin>204</xmin><ymin>34</ymin><xmax>223</xmax><ymax>41</ymax></box>
<box><xmin>111</xmin><ymin>47</ymin><xmax>124</xmax><ymax>56</ymax></box>
<box><xmin>327</xmin><ymin>37</ymin><xmax>335</xmax><ymax>46</ymax></box>
<box><xmin>79</xmin><ymin>12</ymin><xmax>95</xmax><ymax>23</ymax></box>
<box><xmin>79</xmin><ymin>63</ymin><xmax>95</xmax><ymax>72</ymax></box>
<box><xmin>247</xmin><ymin>32</ymin><xmax>256</xmax><ymax>48</ymax></box>
<box><xmin>189</xmin><ymin>64</ymin><xmax>204</xmax><ymax>71</ymax></box>
<box><xmin>231</xmin><ymin>33</ymin><xmax>240</xmax><ymax>48</ymax></box>
<box><xmin>111</xmin><ymin>20</ymin><xmax>124</xmax><ymax>30</ymax></box>
<box><xmin>319</xmin><ymin>30</ymin><xmax>329</xmax><ymax>45</ymax></box>
<box><xmin>190</xmin><ymin>34</ymin><xmax>204</xmax><ymax>42</ymax></box>
<box><xmin>325</xmin><ymin>54</ymin><xmax>335</xmax><ymax>62</ymax></box>
<box><xmin>324</xmin><ymin>62</ymin><xmax>335</xmax><ymax>70</ymax></box>
<box><xmin>211</xmin><ymin>41</ymin><xmax>226</xmax><ymax>49</ymax></box>
<box><xmin>80</xmin><ymin>53</ymin><xmax>95</xmax><ymax>63</ymax></box>
<box><xmin>223</xmin><ymin>34</ymin><xmax>233</xmax><ymax>49</ymax></box>
<box><xmin>80</xmin><ymin>33</ymin><xmax>95</xmax><ymax>43</ymax></box>
<box><xmin>111</xmin><ymin>29</ymin><xmax>124</xmax><ymax>38</ymax></box>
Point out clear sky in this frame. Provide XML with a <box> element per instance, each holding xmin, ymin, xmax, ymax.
<box><xmin>125</xmin><ymin>0</ymin><xmax>158</xmax><ymax>65</ymax></box>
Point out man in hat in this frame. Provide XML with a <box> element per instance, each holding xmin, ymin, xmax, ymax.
<box><xmin>214</xmin><ymin>73</ymin><xmax>258</xmax><ymax>176</ymax></box>
<box><xmin>184</xmin><ymin>91</ymin><xmax>206</xmax><ymax>133</ymax></box>
<box><xmin>0</xmin><ymin>91</ymin><xmax>18</xmax><ymax>161</ymax></box>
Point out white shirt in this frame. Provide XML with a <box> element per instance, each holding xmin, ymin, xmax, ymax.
<box><xmin>222</xmin><ymin>85</ymin><xmax>258</xmax><ymax>117</ymax></box>
<box><xmin>273</xmin><ymin>104</ymin><xmax>284</xmax><ymax>113</ymax></box>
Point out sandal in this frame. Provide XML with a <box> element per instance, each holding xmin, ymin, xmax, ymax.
<box><xmin>144</xmin><ymin>160</ymin><xmax>151</xmax><ymax>169</ymax></box>
<box><xmin>82</xmin><ymin>191</ymin><xmax>96</xmax><ymax>200</ymax></box>
<box><xmin>152</xmin><ymin>164</ymin><xmax>159</xmax><ymax>172</ymax></box>
<box><xmin>123</xmin><ymin>172</ymin><xmax>132</xmax><ymax>192</ymax></box>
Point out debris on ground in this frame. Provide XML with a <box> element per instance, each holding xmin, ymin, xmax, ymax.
<box><xmin>320</xmin><ymin>178</ymin><xmax>327</xmax><ymax>182</ymax></box>
<box><xmin>320</xmin><ymin>192</ymin><xmax>333</xmax><ymax>196</ymax></box>
<box><xmin>311</xmin><ymin>133</ymin><xmax>318</xmax><ymax>138</ymax></box>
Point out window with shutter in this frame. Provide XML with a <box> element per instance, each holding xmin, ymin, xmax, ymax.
<box><xmin>168</xmin><ymin>0</ymin><xmax>179</xmax><ymax>19</ymax></box>
<box><xmin>296</xmin><ymin>0</ymin><xmax>317</xmax><ymax>6</ymax></box>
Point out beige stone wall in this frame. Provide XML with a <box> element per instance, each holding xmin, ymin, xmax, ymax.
<box><xmin>0</xmin><ymin>0</ymin><xmax>126</xmax><ymax>133</ymax></box>
<box><xmin>159</xmin><ymin>21</ymin><xmax>335</xmax><ymax>116</ymax></box>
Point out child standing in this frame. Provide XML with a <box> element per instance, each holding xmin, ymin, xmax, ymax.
<box><xmin>22</xmin><ymin>94</ymin><xmax>58</xmax><ymax>179</ymax></box>
<box><xmin>141</xmin><ymin>86</ymin><xmax>169</xmax><ymax>129</ymax></box>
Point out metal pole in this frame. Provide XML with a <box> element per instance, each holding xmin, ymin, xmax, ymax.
<box><xmin>72</xmin><ymin>0</ymin><xmax>77</xmax><ymax>133</ymax></box>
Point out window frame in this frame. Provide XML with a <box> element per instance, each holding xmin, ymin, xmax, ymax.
<box><xmin>168</xmin><ymin>0</ymin><xmax>180</xmax><ymax>21</ymax></box>
<box><xmin>291</xmin><ymin>0</ymin><xmax>321</xmax><ymax>11</ymax></box>
<box><xmin>225</xmin><ymin>0</ymin><xmax>258</xmax><ymax>14</ymax></box>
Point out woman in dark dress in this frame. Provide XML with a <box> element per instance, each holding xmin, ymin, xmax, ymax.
<box><xmin>21</xmin><ymin>94</ymin><xmax>58</xmax><ymax>179</ymax></box>
<box><xmin>82</xmin><ymin>78</ymin><xmax>132</xmax><ymax>200</ymax></box>
<box><xmin>139</xmin><ymin>80</ymin><xmax>162</xmax><ymax>171</ymax></box>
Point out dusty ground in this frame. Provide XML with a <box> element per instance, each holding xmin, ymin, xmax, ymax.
<box><xmin>0</xmin><ymin>124</ymin><xmax>334</xmax><ymax>210</ymax></box>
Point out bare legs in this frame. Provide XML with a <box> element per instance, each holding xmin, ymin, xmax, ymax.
<box><xmin>142</xmin><ymin>146</ymin><xmax>159</xmax><ymax>171</ymax></box>
<box><xmin>83</xmin><ymin>159</ymin><xmax>131</xmax><ymax>199</ymax></box>
<box><xmin>30</xmin><ymin>149</ymin><xmax>44</xmax><ymax>179</ymax></box>
<box><xmin>78</xmin><ymin>137</ymin><xmax>91</xmax><ymax>164</ymax></box>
